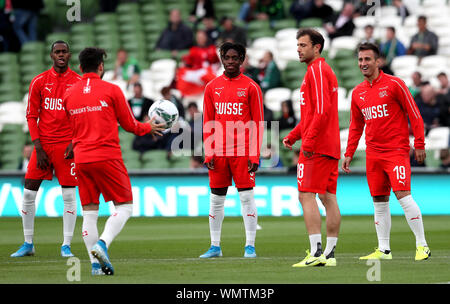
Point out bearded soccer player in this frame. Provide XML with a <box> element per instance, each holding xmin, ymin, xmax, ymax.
<box><xmin>342</xmin><ymin>43</ymin><xmax>430</xmax><ymax>261</ymax></box>
<box><xmin>11</xmin><ymin>41</ymin><xmax>82</xmax><ymax>258</ymax></box>
<box><xmin>282</xmin><ymin>29</ymin><xmax>341</xmax><ymax>267</ymax></box>
<box><xmin>200</xmin><ymin>42</ymin><xmax>264</xmax><ymax>258</ymax></box>
<box><xmin>63</xmin><ymin>47</ymin><xmax>164</xmax><ymax>275</ymax></box>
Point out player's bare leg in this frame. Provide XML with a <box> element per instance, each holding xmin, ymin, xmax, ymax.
<box><xmin>318</xmin><ymin>192</ymin><xmax>340</xmax><ymax>263</ymax></box>
<box><xmin>394</xmin><ymin>190</ymin><xmax>430</xmax><ymax>260</ymax></box>
<box><xmin>298</xmin><ymin>191</ymin><xmax>322</xmax><ymax>255</ymax></box>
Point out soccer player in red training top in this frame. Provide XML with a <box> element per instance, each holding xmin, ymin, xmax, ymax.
<box><xmin>200</xmin><ymin>42</ymin><xmax>264</xmax><ymax>258</ymax></box>
<box><xmin>11</xmin><ymin>41</ymin><xmax>82</xmax><ymax>258</ymax></box>
<box><xmin>342</xmin><ymin>43</ymin><xmax>430</xmax><ymax>261</ymax></box>
<box><xmin>63</xmin><ymin>48</ymin><xmax>164</xmax><ymax>275</ymax></box>
<box><xmin>282</xmin><ymin>29</ymin><xmax>341</xmax><ymax>267</ymax></box>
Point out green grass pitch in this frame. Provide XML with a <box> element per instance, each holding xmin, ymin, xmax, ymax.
<box><xmin>0</xmin><ymin>216</ymin><xmax>449</xmax><ymax>284</ymax></box>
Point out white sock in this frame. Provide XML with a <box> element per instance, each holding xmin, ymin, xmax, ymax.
<box><xmin>82</xmin><ymin>210</ymin><xmax>99</xmax><ymax>264</ymax></box>
<box><xmin>309</xmin><ymin>233</ymin><xmax>322</xmax><ymax>256</ymax></box>
<box><xmin>62</xmin><ymin>187</ymin><xmax>77</xmax><ymax>246</ymax></box>
<box><xmin>324</xmin><ymin>237</ymin><xmax>338</xmax><ymax>257</ymax></box>
<box><xmin>209</xmin><ymin>193</ymin><xmax>225</xmax><ymax>247</ymax></box>
<box><xmin>374</xmin><ymin>202</ymin><xmax>391</xmax><ymax>252</ymax></box>
<box><xmin>22</xmin><ymin>189</ymin><xmax>37</xmax><ymax>244</ymax></box>
<box><xmin>100</xmin><ymin>204</ymin><xmax>133</xmax><ymax>248</ymax></box>
<box><xmin>239</xmin><ymin>189</ymin><xmax>257</xmax><ymax>247</ymax></box>
<box><xmin>398</xmin><ymin>195</ymin><xmax>427</xmax><ymax>247</ymax></box>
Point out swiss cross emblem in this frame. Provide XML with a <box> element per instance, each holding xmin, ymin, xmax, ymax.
<box><xmin>83</xmin><ymin>85</ymin><xmax>91</xmax><ymax>94</ymax></box>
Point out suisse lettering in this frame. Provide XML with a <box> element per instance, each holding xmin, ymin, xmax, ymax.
<box><xmin>361</xmin><ymin>104</ymin><xmax>388</xmax><ymax>121</ymax></box>
<box><xmin>215</xmin><ymin>102</ymin><xmax>243</xmax><ymax>115</ymax></box>
<box><xmin>44</xmin><ymin>98</ymin><xmax>64</xmax><ymax>110</ymax></box>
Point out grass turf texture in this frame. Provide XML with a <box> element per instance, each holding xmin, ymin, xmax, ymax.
<box><xmin>0</xmin><ymin>216</ymin><xmax>449</xmax><ymax>284</ymax></box>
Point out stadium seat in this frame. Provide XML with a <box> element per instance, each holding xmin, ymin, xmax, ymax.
<box><xmin>425</xmin><ymin>127</ymin><xmax>450</xmax><ymax>150</ymax></box>
<box><xmin>251</xmin><ymin>37</ymin><xmax>278</xmax><ymax>54</ymax></box>
<box><xmin>264</xmin><ymin>87</ymin><xmax>292</xmax><ymax>112</ymax></box>
<box><xmin>391</xmin><ymin>55</ymin><xmax>419</xmax><ymax>74</ymax></box>
<box><xmin>299</xmin><ymin>18</ymin><xmax>323</xmax><ymax>28</ymax></box>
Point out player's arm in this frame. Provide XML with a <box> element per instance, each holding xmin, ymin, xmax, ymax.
<box><xmin>283</xmin><ymin>121</ymin><xmax>302</xmax><ymax>150</ymax></box>
<box><xmin>391</xmin><ymin>78</ymin><xmax>426</xmax><ymax>164</ymax></box>
<box><xmin>202</xmin><ymin>83</ymin><xmax>215</xmax><ymax>169</ymax></box>
<box><xmin>248</xmin><ymin>82</ymin><xmax>264</xmax><ymax>172</ymax></box>
<box><xmin>342</xmin><ymin>91</ymin><xmax>365</xmax><ymax>173</ymax></box>
<box><xmin>113</xmin><ymin>86</ymin><xmax>164</xmax><ymax>137</ymax></box>
<box><xmin>301</xmin><ymin>64</ymin><xmax>331</xmax><ymax>156</ymax></box>
<box><xmin>26</xmin><ymin>76</ymin><xmax>50</xmax><ymax>170</ymax></box>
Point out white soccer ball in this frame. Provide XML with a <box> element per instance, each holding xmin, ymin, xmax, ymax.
<box><xmin>148</xmin><ymin>99</ymin><xmax>179</xmax><ymax>129</ymax></box>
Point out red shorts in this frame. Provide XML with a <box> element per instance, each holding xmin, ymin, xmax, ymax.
<box><xmin>297</xmin><ymin>153</ymin><xmax>339</xmax><ymax>194</ymax></box>
<box><xmin>25</xmin><ymin>141</ymin><xmax>77</xmax><ymax>186</ymax></box>
<box><xmin>208</xmin><ymin>156</ymin><xmax>255</xmax><ymax>189</ymax></box>
<box><xmin>366</xmin><ymin>155</ymin><xmax>411</xmax><ymax>196</ymax></box>
<box><xmin>76</xmin><ymin>159</ymin><xmax>133</xmax><ymax>205</ymax></box>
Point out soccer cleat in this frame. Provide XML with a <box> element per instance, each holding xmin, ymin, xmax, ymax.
<box><xmin>415</xmin><ymin>246</ymin><xmax>431</xmax><ymax>261</ymax></box>
<box><xmin>324</xmin><ymin>248</ymin><xmax>336</xmax><ymax>266</ymax></box>
<box><xmin>10</xmin><ymin>242</ymin><xmax>35</xmax><ymax>257</ymax></box>
<box><xmin>91</xmin><ymin>240</ymin><xmax>114</xmax><ymax>275</ymax></box>
<box><xmin>199</xmin><ymin>245</ymin><xmax>222</xmax><ymax>258</ymax></box>
<box><xmin>244</xmin><ymin>245</ymin><xmax>257</xmax><ymax>258</ymax></box>
<box><xmin>61</xmin><ymin>245</ymin><xmax>74</xmax><ymax>257</ymax></box>
<box><xmin>292</xmin><ymin>250</ymin><xmax>326</xmax><ymax>267</ymax></box>
<box><xmin>359</xmin><ymin>248</ymin><xmax>392</xmax><ymax>260</ymax></box>
<box><xmin>91</xmin><ymin>263</ymin><xmax>104</xmax><ymax>276</ymax></box>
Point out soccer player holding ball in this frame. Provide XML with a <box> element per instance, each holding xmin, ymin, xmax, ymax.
<box><xmin>200</xmin><ymin>42</ymin><xmax>264</xmax><ymax>258</ymax></box>
<box><xmin>11</xmin><ymin>41</ymin><xmax>82</xmax><ymax>258</ymax></box>
<box><xmin>342</xmin><ymin>43</ymin><xmax>430</xmax><ymax>261</ymax></box>
<box><xmin>282</xmin><ymin>29</ymin><xmax>341</xmax><ymax>267</ymax></box>
<box><xmin>63</xmin><ymin>47</ymin><xmax>164</xmax><ymax>275</ymax></box>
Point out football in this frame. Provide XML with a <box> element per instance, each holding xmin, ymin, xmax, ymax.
<box><xmin>148</xmin><ymin>99</ymin><xmax>179</xmax><ymax>129</ymax></box>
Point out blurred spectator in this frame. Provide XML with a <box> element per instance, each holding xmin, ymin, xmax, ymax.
<box><xmin>353</xmin><ymin>0</ymin><xmax>372</xmax><ymax>17</ymax></box>
<box><xmin>260</xmin><ymin>143</ymin><xmax>283</xmax><ymax>168</ymax></box>
<box><xmin>264</xmin><ymin>101</ymin><xmax>275</xmax><ymax>130</ymax></box>
<box><xmin>360</xmin><ymin>24</ymin><xmax>379</xmax><ymax>45</ymax></box>
<box><xmin>288</xmin><ymin>149</ymin><xmax>300</xmax><ymax>173</ymax></box>
<box><xmin>175</xmin><ymin>29</ymin><xmax>220</xmax><ymax>97</ymax></box>
<box><xmin>187</xmin><ymin>101</ymin><xmax>203</xmax><ymax>151</ymax></box>
<box><xmin>100</xmin><ymin>0</ymin><xmax>118</xmax><ymax>12</ymax></box>
<box><xmin>156</xmin><ymin>9</ymin><xmax>194</xmax><ymax>56</ymax></box>
<box><xmin>379</xmin><ymin>55</ymin><xmax>394</xmax><ymax>75</ymax></box>
<box><xmin>290</xmin><ymin>0</ymin><xmax>313</xmax><ymax>25</ymax></box>
<box><xmin>256</xmin><ymin>51</ymin><xmax>281</xmax><ymax>93</ymax></box>
<box><xmin>380</xmin><ymin>27</ymin><xmax>406</xmax><ymax>67</ymax></box>
<box><xmin>324</xmin><ymin>2</ymin><xmax>355</xmax><ymax>40</ymax></box>
<box><xmin>190</xmin><ymin>155</ymin><xmax>206</xmax><ymax>169</ymax></box>
<box><xmin>189</xmin><ymin>0</ymin><xmax>215</xmax><ymax>25</ymax></box>
<box><xmin>0</xmin><ymin>0</ymin><xmax>20</xmax><ymax>52</ymax></box>
<box><xmin>202</xmin><ymin>16</ymin><xmax>220</xmax><ymax>44</ymax></box>
<box><xmin>255</xmin><ymin>0</ymin><xmax>285</xmax><ymax>27</ymax></box>
<box><xmin>11</xmin><ymin>0</ymin><xmax>43</xmax><ymax>46</ymax></box>
<box><xmin>408</xmin><ymin>71</ymin><xmax>427</xmax><ymax>98</ymax></box>
<box><xmin>239</xmin><ymin>0</ymin><xmax>258</xmax><ymax>24</ymax></box>
<box><xmin>393</xmin><ymin>0</ymin><xmax>410</xmax><ymax>25</ymax></box>
<box><xmin>414</xmin><ymin>84</ymin><xmax>441</xmax><ymax>133</ymax></box>
<box><xmin>161</xmin><ymin>86</ymin><xmax>185</xmax><ymax>119</ymax></box>
<box><xmin>242</xmin><ymin>54</ymin><xmax>259</xmax><ymax>82</ymax></box>
<box><xmin>217</xmin><ymin>16</ymin><xmax>247</xmax><ymax>47</ymax></box>
<box><xmin>278</xmin><ymin>99</ymin><xmax>297</xmax><ymax>130</ymax></box>
<box><xmin>128</xmin><ymin>83</ymin><xmax>154</xmax><ymax>122</ymax></box>
<box><xmin>408</xmin><ymin>15</ymin><xmax>438</xmax><ymax>58</ymax></box>
<box><xmin>113</xmin><ymin>49</ymin><xmax>141</xmax><ymax>88</ymax></box>
<box><xmin>309</xmin><ymin>0</ymin><xmax>334</xmax><ymax>24</ymax></box>
<box><xmin>440</xmin><ymin>149</ymin><xmax>450</xmax><ymax>169</ymax></box>
<box><xmin>436</xmin><ymin>72</ymin><xmax>449</xmax><ymax>96</ymax></box>
<box><xmin>18</xmin><ymin>143</ymin><xmax>32</xmax><ymax>171</ymax></box>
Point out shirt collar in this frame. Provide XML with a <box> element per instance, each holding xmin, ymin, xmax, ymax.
<box><xmin>51</xmin><ymin>66</ymin><xmax>71</xmax><ymax>77</ymax></box>
<box><xmin>364</xmin><ymin>70</ymin><xmax>384</xmax><ymax>87</ymax></box>
<box><xmin>308</xmin><ymin>57</ymin><xmax>325</xmax><ymax>67</ymax></box>
<box><xmin>82</xmin><ymin>72</ymin><xmax>101</xmax><ymax>79</ymax></box>
<box><xmin>222</xmin><ymin>73</ymin><xmax>243</xmax><ymax>81</ymax></box>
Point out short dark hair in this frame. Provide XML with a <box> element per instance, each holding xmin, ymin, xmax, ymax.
<box><xmin>219</xmin><ymin>42</ymin><xmax>246</xmax><ymax>61</ymax></box>
<box><xmin>387</xmin><ymin>26</ymin><xmax>396</xmax><ymax>34</ymax></box>
<box><xmin>358</xmin><ymin>42</ymin><xmax>381</xmax><ymax>59</ymax></box>
<box><xmin>51</xmin><ymin>40</ymin><xmax>69</xmax><ymax>53</ymax></box>
<box><xmin>418</xmin><ymin>15</ymin><xmax>427</xmax><ymax>22</ymax></box>
<box><xmin>79</xmin><ymin>47</ymin><xmax>107</xmax><ymax>73</ymax></box>
<box><xmin>296</xmin><ymin>28</ymin><xmax>325</xmax><ymax>53</ymax></box>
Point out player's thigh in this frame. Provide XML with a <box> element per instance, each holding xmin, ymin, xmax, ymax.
<box><xmin>366</xmin><ymin>157</ymin><xmax>391</xmax><ymax>197</ymax></box>
<box><xmin>51</xmin><ymin>142</ymin><xmax>77</xmax><ymax>187</ymax></box>
<box><xmin>24</xmin><ymin>146</ymin><xmax>53</xmax><ymax>181</ymax></box>
<box><xmin>208</xmin><ymin>157</ymin><xmax>232</xmax><ymax>188</ymax></box>
<box><xmin>229</xmin><ymin>156</ymin><xmax>255</xmax><ymax>189</ymax></box>
<box><xmin>76</xmin><ymin>162</ymin><xmax>101</xmax><ymax>205</ymax></box>
<box><xmin>385</xmin><ymin>155</ymin><xmax>411</xmax><ymax>192</ymax></box>
<box><xmin>96</xmin><ymin>159</ymin><xmax>133</xmax><ymax>204</ymax></box>
<box><xmin>297</xmin><ymin>154</ymin><xmax>336</xmax><ymax>194</ymax></box>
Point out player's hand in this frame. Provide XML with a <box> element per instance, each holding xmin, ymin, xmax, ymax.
<box><xmin>148</xmin><ymin>117</ymin><xmax>165</xmax><ymax>140</ymax></box>
<box><xmin>414</xmin><ymin>149</ymin><xmax>426</xmax><ymax>164</ymax></box>
<box><xmin>282</xmin><ymin>137</ymin><xmax>293</xmax><ymax>150</ymax></box>
<box><xmin>33</xmin><ymin>139</ymin><xmax>49</xmax><ymax>170</ymax></box>
<box><xmin>64</xmin><ymin>142</ymin><xmax>74</xmax><ymax>159</ymax></box>
<box><xmin>206</xmin><ymin>158</ymin><xmax>214</xmax><ymax>170</ymax></box>
<box><xmin>303</xmin><ymin>150</ymin><xmax>313</xmax><ymax>158</ymax></box>
<box><xmin>342</xmin><ymin>156</ymin><xmax>352</xmax><ymax>173</ymax></box>
<box><xmin>248</xmin><ymin>160</ymin><xmax>259</xmax><ymax>173</ymax></box>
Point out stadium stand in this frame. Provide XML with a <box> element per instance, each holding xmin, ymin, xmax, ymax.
<box><xmin>1</xmin><ymin>0</ymin><xmax>450</xmax><ymax>171</ymax></box>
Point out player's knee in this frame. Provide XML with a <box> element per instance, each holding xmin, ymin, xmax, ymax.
<box><xmin>211</xmin><ymin>187</ymin><xmax>228</xmax><ymax>196</ymax></box>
